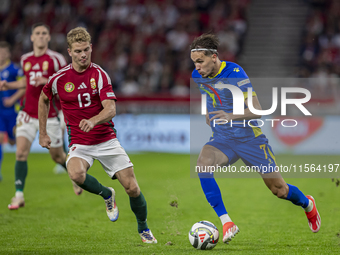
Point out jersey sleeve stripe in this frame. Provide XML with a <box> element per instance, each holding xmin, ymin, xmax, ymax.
<box><xmin>93</xmin><ymin>63</ymin><xmax>112</xmax><ymax>85</ymax></box>
<box><xmin>48</xmin><ymin>65</ymin><xmax>70</xmax><ymax>83</ymax></box>
<box><xmin>97</xmin><ymin>69</ymin><xmax>103</xmax><ymax>93</ymax></box>
<box><xmin>52</xmin><ymin>73</ymin><xmax>66</xmax><ymax>95</ymax></box>
<box><xmin>242</xmin><ymin>91</ymin><xmax>257</xmax><ymax>100</ymax></box>
<box><xmin>47</xmin><ymin>49</ymin><xmax>67</xmax><ymax>67</ymax></box>
<box><xmin>51</xmin><ymin>56</ymin><xmax>60</xmax><ymax>72</ymax></box>
<box><xmin>53</xmin><ymin>52</ymin><xmax>67</xmax><ymax>67</ymax></box>
<box><xmin>20</xmin><ymin>51</ymin><xmax>34</xmax><ymax>68</ymax></box>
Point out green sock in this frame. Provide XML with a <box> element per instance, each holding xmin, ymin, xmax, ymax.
<box><xmin>78</xmin><ymin>174</ymin><xmax>112</xmax><ymax>199</ymax></box>
<box><xmin>15</xmin><ymin>161</ymin><xmax>28</xmax><ymax>191</ymax></box>
<box><xmin>130</xmin><ymin>192</ymin><xmax>148</xmax><ymax>232</ymax></box>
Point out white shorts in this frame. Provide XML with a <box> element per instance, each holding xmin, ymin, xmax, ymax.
<box><xmin>58</xmin><ymin>110</ymin><xmax>66</xmax><ymax>130</ymax></box>
<box><xmin>66</xmin><ymin>138</ymin><xmax>133</xmax><ymax>179</ymax></box>
<box><xmin>16</xmin><ymin>110</ymin><xmax>63</xmax><ymax>148</ymax></box>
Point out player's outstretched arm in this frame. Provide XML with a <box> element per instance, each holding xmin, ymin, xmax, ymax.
<box><xmin>209</xmin><ymin>96</ymin><xmax>262</xmax><ymax>123</ymax></box>
<box><xmin>31</xmin><ymin>76</ymin><xmax>48</xmax><ymax>87</ymax></box>
<box><xmin>0</xmin><ymin>77</ymin><xmax>26</xmax><ymax>90</ymax></box>
<box><xmin>238</xmin><ymin>95</ymin><xmax>262</xmax><ymax>120</ymax></box>
<box><xmin>3</xmin><ymin>88</ymin><xmax>26</xmax><ymax>107</ymax></box>
<box><xmin>79</xmin><ymin>99</ymin><xmax>116</xmax><ymax>133</ymax></box>
<box><xmin>38</xmin><ymin>90</ymin><xmax>52</xmax><ymax>149</ymax></box>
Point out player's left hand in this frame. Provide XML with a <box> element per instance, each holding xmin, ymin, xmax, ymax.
<box><xmin>32</xmin><ymin>76</ymin><xmax>48</xmax><ymax>86</ymax></box>
<box><xmin>79</xmin><ymin>119</ymin><xmax>95</xmax><ymax>132</ymax></box>
<box><xmin>209</xmin><ymin>110</ymin><xmax>234</xmax><ymax>124</ymax></box>
<box><xmin>3</xmin><ymin>97</ymin><xmax>16</xmax><ymax>107</ymax></box>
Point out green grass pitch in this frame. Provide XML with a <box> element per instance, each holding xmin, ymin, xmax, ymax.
<box><xmin>0</xmin><ymin>153</ymin><xmax>339</xmax><ymax>254</ymax></box>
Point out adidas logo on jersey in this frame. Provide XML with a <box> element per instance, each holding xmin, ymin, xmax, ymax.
<box><xmin>78</xmin><ymin>82</ymin><xmax>87</xmax><ymax>89</ymax></box>
<box><xmin>32</xmin><ymin>63</ymin><xmax>40</xmax><ymax>70</ymax></box>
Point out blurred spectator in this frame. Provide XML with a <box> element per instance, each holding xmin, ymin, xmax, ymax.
<box><xmin>171</xmin><ymin>77</ymin><xmax>190</xmax><ymax>97</ymax></box>
<box><xmin>0</xmin><ymin>0</ymin><xmax>250</xmax><ymax>96</ymax></box>
<box><xmin>298</xmin><ymin>0</ymin><xmax>340</xmax><ymax>102</ymax></box>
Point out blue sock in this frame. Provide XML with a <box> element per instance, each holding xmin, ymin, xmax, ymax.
<box><xmin>198</xmin><ymin>172</ymin><xmax>227</xmax><ymax>217</ymax></box>
<box><xmin>286</xmin><ymin>183</ymin><xmax>309</xmax><ymax>208</ymax></box>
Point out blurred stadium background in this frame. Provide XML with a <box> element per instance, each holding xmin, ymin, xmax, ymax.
<box><xmin>1</xmin><ymin>0</ymin><xmax>340</xmax><ymax>155</ymax></box>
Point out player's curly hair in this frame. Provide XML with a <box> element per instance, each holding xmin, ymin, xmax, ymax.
<box><xmin>190</xmin><ymin>33</ymin><xmax>219</xmax><ymax>56</ymax></box>
<box><xmin>67</xmin><ymin>27</ymin><xmax>91</xmax><ymax>49</ymax></box>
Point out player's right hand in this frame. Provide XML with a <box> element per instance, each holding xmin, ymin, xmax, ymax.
<box><xmin>39</xmin><ymin>134</ymin><xmax>51</xmax><ymax>149</ymax></box>
<box><xmin>32</xmin><ymin>76</ymin><xmax>48</xmax><ymax>87</ymax></box>
<box><xmin>79</xmin><ymin>119</ymin><xmax>95</xmax><ymax>132</ymax></box>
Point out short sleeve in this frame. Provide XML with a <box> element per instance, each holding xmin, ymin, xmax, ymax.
<box><xmin>227</xmin><ymin>64</ymin><xmax>255</xmax><ymax>99</ymax></box>
<box><xmin>42</xmin><ymin>81</ymin><xmax>54</xmax><ymax>101</ymax></box>
<box><xmin>56</xmin><ymin>54</ymin><xmax>67</xmax><ymax>69</ymax></box>
<box><xmin>15</xmin><ymin>65</ymin><xmax>24</xmax><ymax>80</ymax></box>
<box><xmin>97</xmin><ymin>69</ymin><xmax>117</xmax><ymax>101</ymax></box>
<box><xmin>43</xmin><ymin>72</ymin><xmax>63</xmax><ymax>100</ymax></box>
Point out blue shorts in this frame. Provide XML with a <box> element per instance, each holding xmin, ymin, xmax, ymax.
<box><xmin>0</xmin><ymin>112</ymin><xmax>17</xmax><ymax>140</ymax></box>
<box><xmin>206</xmin><ymin>135</ymin><xmax>277</xmax><ymax>173</ymax></box>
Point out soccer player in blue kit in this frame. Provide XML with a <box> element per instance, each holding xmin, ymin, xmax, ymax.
<box><xmin>190</xmin><ymin>34</ymin><xmax>321</xmax><ymax>244</ymax></box>
<box><xmin>0</xmin><ymin>41</ymin><xmax>25</xmax><ymax>181</ymax></box>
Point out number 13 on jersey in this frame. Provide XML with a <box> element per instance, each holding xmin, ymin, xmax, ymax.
<box><xmin>78</xmin><ymin>93</ymin><xmax>91</xmax><ymax>107</ymax></box>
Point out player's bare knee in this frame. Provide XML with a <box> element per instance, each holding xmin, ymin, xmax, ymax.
<box><xmin>69</xmin><ymin>174</ymin><xmax>85</xmax><ymax>185</ymax></box>
<box><xmin>276</xmin><ymin>188</ymin><xmax>286</xmax><ymax>199</ymax></box>
<box><xmin>197</xmin><ymin>156</ymin><xmax>214</xmax><ymax>169</ymax></box>
<box><xmin>16</xmin><ymin>150</ymin><xmax>28</xmax><ymax>161</ymax></box>
<box><xmin>68</xmin><ymin>170</ymin><xmax>85</xmax><ymax>185</ymax></box>
<box><xmin>278</xmin><ymin>185</ymin><xmax>289</xmax><ymax>199</ymax></box>
<box><xmin>271</xmin><ymin>185</ymin><xmax>288</xmax><ymax>199</ymax></box>
<box><xmin>125</xmin><ymin>182</ymin><xmax>140</xmax><ymax>197</ymax></box>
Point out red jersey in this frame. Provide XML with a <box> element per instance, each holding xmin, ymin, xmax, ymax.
<box><xmin>43</xmin><ymin>63</ymin><xmax>117</xmax><ymax>146</ymax></box>
<box><xmin>21</xmin><ymin>49</ymin><xmax>67</xmax><ymax>118</ymax></box>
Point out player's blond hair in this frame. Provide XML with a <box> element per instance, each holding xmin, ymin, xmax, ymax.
<box><xmin>67</xmin><ymin>27</ymin><xmax>91</xmax><ymax>49</ymax></box>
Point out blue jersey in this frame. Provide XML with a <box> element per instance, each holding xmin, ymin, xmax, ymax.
<box><xmin>193</xmin><ymin>61</ymin><xmax>277</xmax><ymax>173</ymax></box>
<box><xmin>192</xmin><ymin>61</ymin><xmax>264</xmax><ymax>142</ymax></box>
<box><xmin>0</xmin><ymin>61</ymin><xmax>23</xmax><ymax>114</ymax></box>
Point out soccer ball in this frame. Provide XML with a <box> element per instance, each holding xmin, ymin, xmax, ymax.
<box><xmin>188</xmin><ymin>220</ymin><xmax>219</xmax><ymax>250</ymax></box>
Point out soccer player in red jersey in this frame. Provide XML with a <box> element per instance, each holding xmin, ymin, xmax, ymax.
<box><xmin>0</xmin><ymin>23</ymin><xmax>82</xmax><ymax>210</ymax></box>
<box><xmin>38</xmin><ymin>27</ymin><xmax>157</xmax><ymax>244</ymax></box>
